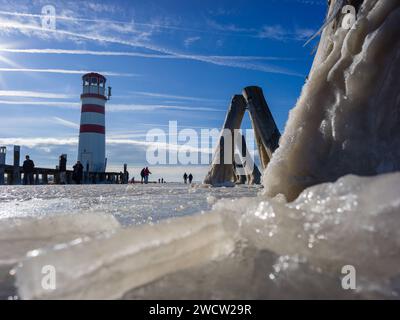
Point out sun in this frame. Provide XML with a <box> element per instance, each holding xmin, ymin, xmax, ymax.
<box><xmin>0</xmin><ymin>42</ymin><xmax>21</xmax><ymax>68</ymax></box>
<box><xmin>0</xmin><ymin>41</ymin><xmax>24</xmax><ymax>88</ymax></box>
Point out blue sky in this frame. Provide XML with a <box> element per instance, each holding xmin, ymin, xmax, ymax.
<box><xmin>0</xmin><ymin>0</ymin><xmax>326</xmax><ymax>181</ymax></box>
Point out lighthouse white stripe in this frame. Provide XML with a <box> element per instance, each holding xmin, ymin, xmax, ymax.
<box><xmin>80</xmin><ymin>112</ymin><xmax>105</xmax><ymax>126</ymax></box>
<box><xmin>81</xmin><ymin>97</ymin><xmax>106</xmax><ymax>106</ymax></box>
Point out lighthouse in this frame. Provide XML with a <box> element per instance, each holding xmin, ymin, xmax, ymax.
<box><xmin>78</xmin><ymin>72</ymin><xmax>110</xmax><ymax>173</ymax></box>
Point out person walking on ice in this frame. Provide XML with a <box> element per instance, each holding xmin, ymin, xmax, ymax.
<box><xmin>144</xmin><ymin>167</ymin><xmax>151</xmax><ymax>184</ymax></box>
<box><xmin>140</xmin><ymin>168</ymin><xmax>145</xmax><ymax>184</ymax></box>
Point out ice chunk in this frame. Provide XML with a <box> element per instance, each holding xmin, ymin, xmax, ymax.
<box><xmin>0</xmin><ymin>213</ymin><xmax>120</xmax><ymax>265</ymax></box>
<box><xmin>0</xmin><ymin>213</ymin><xmax>120</xmax><ymax>299</ymax></box>
<box><xmin>15</xmin><ymin>212</ymin><xmax>236</xmax><ymax>299</ymax></box>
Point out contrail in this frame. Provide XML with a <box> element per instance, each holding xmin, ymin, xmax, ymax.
<box><xmin>0</xmin><ymin>48</ymin><xmax>174</xmax><ymax>59</ymax></box>
<box><xmin>0</xmin><ymin>48</ymin><xmax>296</xmax><ymax>62</ymax></box>
<box><xmin>0</xmin><ymin>10</ymin><xmax>256</xmax><ymax>35</ymax></box>
<box><xmin>0</xmin><ymin>67</ymin><xmax>137</xmax><ymax>77</ymax></box>
<box><xmin>0</xmin><ymin>100</ymin><xmax>222</xmax><ymax>112</ymax></box>
<box><xmin>53</xmin><ymin>117</ymin><xmax>79</xmax><ymax>129</ymax></box>
<box><xmin>0</xmin><ymin>90</ymin><xmax>73</xmax><ymax>99</ymax></box>
<box><xmin>0</xmin><ymin>100</ymin><xmax>79</xmax><ymax>108</ymax></box>
<box><xmin>107</xmin><ymin>104</ymin><xmax>223</xmax><ymax>113</ymax></box>
<box><xmin>0</xmin><ymin>20</ymin><xmax>302</xmax><ymax>77</ymax></box>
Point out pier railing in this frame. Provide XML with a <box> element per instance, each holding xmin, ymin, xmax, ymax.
<box><xmin>1</xmin><ymin>164</ymin><xmax>125</xmax><ymax>185</ymax></box>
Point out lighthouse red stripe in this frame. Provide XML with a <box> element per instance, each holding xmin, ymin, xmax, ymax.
<box><xmin>81</xmin><ymin>93</ymin><xmax>107</xmax><ymax>101</ymax></box>
<box><xmin>81</xmin><ymin>104</ymin><xmax>105</xmax><ymax>114</ymax></box>
<box><xmin>80</xmin><ymin>124</ymin><xmax>105</xmax><ymax>134</ymax></box>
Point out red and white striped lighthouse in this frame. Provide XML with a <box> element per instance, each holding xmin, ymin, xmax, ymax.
<box><xmin>78</xmin><ymin>72</ymin><xmax>109</xmax><ymax>172</ymax></box>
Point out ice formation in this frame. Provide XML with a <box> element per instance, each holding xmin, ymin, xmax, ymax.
<box><xmin>0</xmin><ymin>213</ymin><xmax>120</xmax><ymax>299</ymax></box>
<box><xmin>12</xmin><ymin>173</ymin><xmax>400</xmax><ymax>299</ymax></box>
<box><xmin>1</xmin><ymin>0</ymin><xmax>399</xmax><ymax>299</ymax></box>
<box><xmin>264</xmin><ymin>0</ymin><xmax>400</xmax><ymax>200</ymax></box>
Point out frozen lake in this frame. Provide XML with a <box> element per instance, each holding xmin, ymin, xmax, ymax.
<box><xmin>0</xmin><ymin>183</ymin><xmax>261</xmax><ymax>225</ymax></box>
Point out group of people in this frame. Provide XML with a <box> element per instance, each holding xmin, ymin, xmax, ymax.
<box><xmin>22</xmin><ymin>155</ymin><xmax>194</xmax><ymax>186</ymax></box>
<box><xmin>60</xmin><ymin>155</ymin><xmax>84</xmax><ymax>185</ymax></box>
<box><xmin>22</xmin><ymin>154</ymin><xmax>84</xmax><ymax>185</ymax></box>
<box><xmin>140</xmin><ymin>167</ymin><xmax>152</xmax><ymax>184</ymax></box>
<box><xmin>183</xmin><ymin>172</ymin><xmax>193</xmax><ymax>184</ymax></box>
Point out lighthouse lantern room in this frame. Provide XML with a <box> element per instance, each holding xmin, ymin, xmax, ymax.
<box><xmin>78</xmin><ymin>73</ymin><xmax>108</xmax><ymax>173</ymax></box>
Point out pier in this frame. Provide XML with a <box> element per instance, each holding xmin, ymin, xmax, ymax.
<box><xmin>0</xmin><ymin>145</ymin><xmax>128</xmax><ymax>185</ymax></box>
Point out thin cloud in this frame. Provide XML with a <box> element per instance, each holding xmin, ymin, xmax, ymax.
<box><xmin>257</xmin><ymin>25</ymin><xmax>316</xmax><ymax>41</ymax></box>
<box><xmin>184</xmin><ymin>36</ymin><xmax>201</xmax><ymax>47</ymax></box>
<box><xmin>0</xmin><ymin>90</ymin><xmax>73</xmax><ymax>99</ymax></box>
<box><xmin>0</xmin><ymin>67</ymin><xmax>137</xmax><ymax>77</ymax></box>
<box><xmin>0</xmin><ymin>136</ymin><xmax>213</xmax><ymax>154</ymax></box>
<box><xmin>0</xmin><ymin>100</ymin><xmax>221</xmax><ymax>112</ymax></box>
<box><xmin>0</xmin><ymin>48</ymin><xmax>297</xmax><ymax>62</ymax></box>
<box><xmin>131</xmin><ymin>91</ymin><xmax>224</xmax><ymax>103</ymax></box>
<box><xmin>0</xmin><ymin>48</ymin><xmax>174</xmax><ymax>59</ymax></box>
<box><xmin>0</xmin><ymin>100</ymin><xmax>79</xmax><ymax>108</ymax></box>
<box><xmin>107</xmin><ymin>104</ymin><xmax>222</xmax><ymax>113</ymax></box>
<box><xmin>0</xmin><ymin>137</ymin><xmax>78</xmax><ymax>148</ymax></box>
<box><xmin>0</xmin><ymin>9</ymin><xmax>265</xmax><ymax>37</ymax></box>
<box><xmin>0</xmin><ymin>19</ymin><xmax>302</xmax><ymax>77</ymax></box>
<box><xmin>206</xmin><ymin>19</ymin><xmax>256</xmax><ymax>34</ymax></box>
<box><xmin>53</xmin><ymin>117</ymin><xmax>79</xmax><ymax>129</ymax></box>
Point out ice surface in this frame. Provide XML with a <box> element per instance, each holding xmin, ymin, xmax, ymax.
<box><xmin>0</xmin><ymin>184</ymin><xmax>260</xmax><ymax>225</ymax></box>
<box><xmin>13</xmin><ymin>173</ymin><xmax>400</xmax><ymax>299</ymax></box>
<box><xmin>0</xmin><ymin>184</ymin><xmax>259</xmax><ymax>298</ymax></box>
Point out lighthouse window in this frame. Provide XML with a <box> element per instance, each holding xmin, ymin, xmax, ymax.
<box><xmin>84</xmin><ymin>78</ymin><xmax>90</xmax><ymax>86</ymax></box>
<box><xmin>91</xmin><ymin>77</ymin><xmax>98</xmax><ymax>86</ymax></box>
<box><xmin>99</xmin><ymin>79</ymin><xmax>104</xmax><ymax>87</ymax></box>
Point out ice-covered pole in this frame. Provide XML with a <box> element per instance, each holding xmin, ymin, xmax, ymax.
<box><xmin>204</xmin><ymin>95</ymin><xmax>247</xmax><ymax>186</ymax></box>
<box><xmin>242</xmin><ymin>86</ymin><xmax>281</xmax><ymax>170</ymax></box>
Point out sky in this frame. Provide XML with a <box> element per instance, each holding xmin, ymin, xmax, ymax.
<box><xmin>0</xmin><ymin>0</ymin><xmax>327</xmax><ymax>181</ymax></box>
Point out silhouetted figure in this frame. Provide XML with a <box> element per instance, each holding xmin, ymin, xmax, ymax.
<box><xmin>161</xmin><ymin>178</ymin><xmax>164</xmax><ymax>183</ymax></box>
<box><xmin>59</xmin><ymin>155</ymin><xmax>67</xmax><ymax>184</ymax></box>
<box><xmin>144</xmin><ymin>167</ymin><xmax>151</xmax><ymax>184</ymax></box>
<box><xmin>22</xmin><ymin>155</ymin><xmax>35</xmax><ymax>185</ymax></box>
<box><xmin>183</xmin><ymin>172</ymin><xmax>188</xmax><ymax>184</ymax></box>
<box><xmin>140</xmin><ymin>168</ymin><xmax>145</xmax><ymax>184</ymax></box>
<box><xmin>158</xmin><ymin>178</ymin><xmax>161</xmax><ymax>183</ymax></box>
<box><xmin>188</xmin><ymin>173</ymin><xmax>193</xmax><ymax>184</ymax></box>
<box><xmin>73</xmin><ymin>161</ymin><xmax>84</xmax><ymax>184</ymax></box>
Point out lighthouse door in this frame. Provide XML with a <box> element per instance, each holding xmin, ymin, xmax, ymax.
<box><xmin>81</xmin><ymin>152</ymin><xmax>93</xmax><ymax>172</ymax></box>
